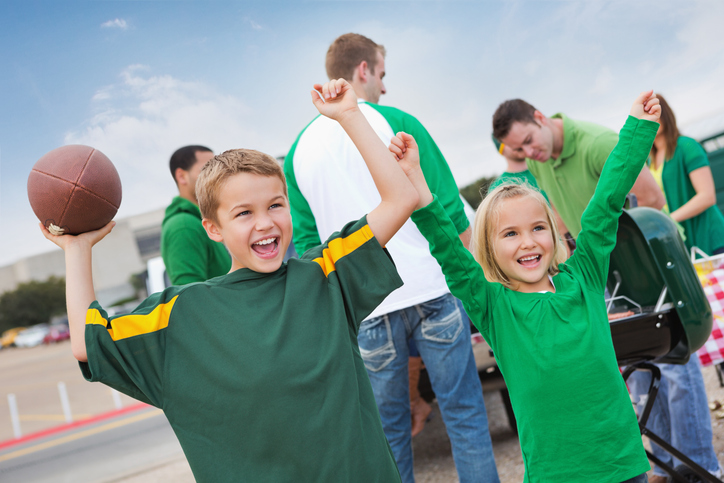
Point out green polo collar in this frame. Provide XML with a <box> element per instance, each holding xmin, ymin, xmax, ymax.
<box><xmin>550</xmin><ymin>113</ymin><xmax>576</xmax><ymax>169</ymax></box>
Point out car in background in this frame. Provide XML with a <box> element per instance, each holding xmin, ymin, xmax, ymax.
<box><xmin>1</xmin><ymin>327</ymin><xmax>27</xmax><ymax>348</ymax></box>
<box><xmin>14</xmin><ymin>324</ymin><xmax>50</xmax><ymax>348</ymax></box>
<box><xmin>43</xmin><ymin>323</ymin><xmax>70</xmax><ymax>344</ymax></box>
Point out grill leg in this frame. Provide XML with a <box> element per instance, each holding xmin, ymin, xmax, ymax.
<box><xmin>624</xmin><ymin>362</ymin><xmax>723</xmax><ymax>483</ymax></box>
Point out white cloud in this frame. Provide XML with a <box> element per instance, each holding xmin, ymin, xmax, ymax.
<box><xmin>64</xmin><ymin>66</ymin><xmax>270</xmax><ymax>222</ymax></box>
<box><xmin>101</xmin><ymin>18</ymin><xmax>128</xmax><ymax>30</ymax></box>
<box><xmin>245</xmin><ymin>18</ymin><xmax>263</xmax><ymax>30</ymax></box>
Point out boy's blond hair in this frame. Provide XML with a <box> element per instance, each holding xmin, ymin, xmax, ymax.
<box><xmin>471</xmin><ymin>182</ymin><xmax>567</xmax><ymax>289</ymax></box>
<box><xmin>196</xmin><ymin>149</ymin><xmax>287</xmax><ymax>225</ymax></box>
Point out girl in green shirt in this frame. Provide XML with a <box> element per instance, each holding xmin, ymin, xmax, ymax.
<box><xmin>389</xmin><ymin>92</ymin><xmax>661</xmax><ymax>483</ymax></box>
<box><xmin>649</xmin><ymin>94</ymin><xmax>724</xmax><ymax>256</ymax></box>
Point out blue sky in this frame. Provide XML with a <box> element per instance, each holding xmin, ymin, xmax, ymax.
<box><xmin>2</xmin><ymin>0</ymin><xmax>724</xmax><ymax>268</ymax></box>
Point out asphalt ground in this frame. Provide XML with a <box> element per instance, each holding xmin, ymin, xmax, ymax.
<box><xmin>3</xmin><ymin>340</ymin><xmax>724</xmax><ymax>482</ymax></box>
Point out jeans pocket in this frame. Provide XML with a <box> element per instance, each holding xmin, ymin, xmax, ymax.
<box><xmin>358</xmin><ymin>315</ymin><xmax>396</xmax><ymax>372</ymax></box>
<box><xmin>420</xmin><ymin>295</ymin><xmax>464</xmax><ymax>343</ymax></box>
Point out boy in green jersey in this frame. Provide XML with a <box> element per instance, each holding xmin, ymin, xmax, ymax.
<box><xmin>39</xmin><ymin>79</ymin><xmax>419</xmax><ymax>483</ymax></box>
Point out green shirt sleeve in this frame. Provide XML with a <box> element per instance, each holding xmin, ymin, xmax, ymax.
<box><xmin>302</xmin><ymin>216</ymin><xmax>403</xmax><ymax>328</ymax></box>
<box><xmin>679</xmin><ymin>136</ymin><xmax>710</xmax><ymax>173</ymax></box>
<box><xmin>569</xmin><ymin>116</ymin><xmax>659</xmax><ymax>292</ymax></box>
<box><xmin>369</xmin><ymin>105</ymin><xmax>470</xmax><ymax>235</ymax></box>
<box><xmin>411</xmin><ymin>195</ymin><xmax>496</xmax><ymax>334</ymax></box>
<box><xmin>285</xmin><ymin>118</ymin><xmax>323</xmax><ymax>256</ymax></box>
<box><xmin>79</xmin><ymin>289</ymin><xmax>183</xmax><ymax>407</ymax></box>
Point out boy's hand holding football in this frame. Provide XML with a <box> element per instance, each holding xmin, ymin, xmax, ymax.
<box><xmin>630</xmin><ymin>90</ymin><xmax>661</xmax><ymax>123</ymax></box>
<box><xmin>311</xmin><ymin>79</ymin><xmax>360</xmax><ymax>123</ymax></box>
<box><xmin>389</xmin><ymin>132</ymin><xmax>433</xmax><ymax>210</ymax></box>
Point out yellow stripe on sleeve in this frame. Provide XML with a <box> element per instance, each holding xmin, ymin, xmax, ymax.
<box><xmin>313</xmin><ymin>224</ymin><xmax>374</xmax><ymax>277</ymax></box>
<box><xmin>86</xmin><ymin>296</ymin><xmax>178</xmax><ymax>341</ymax></box>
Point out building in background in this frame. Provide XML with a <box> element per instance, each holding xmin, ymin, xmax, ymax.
<box><xmin>0</xmin><ymin>208</ymin><xmax>165</xmax><ymax>307</ymax></box>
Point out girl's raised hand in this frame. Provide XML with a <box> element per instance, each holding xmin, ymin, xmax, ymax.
<box><xmin>311</xmin><ymin>79</ymin><xmax>359</xmax><ymax>122</ymax></box>
<box><xmin>389</xmin><ymin>132</ymin><xmax>420</xmax><ymax>177</ymax></box>
<box><xmin>630</xmin><ymin>90</ymin><xmax>661</xmax><ymax>123</ymax></box>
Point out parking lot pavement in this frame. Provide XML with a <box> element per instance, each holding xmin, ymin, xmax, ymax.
<box><xmin>5</xmin><ymin>341</ymin><xmax>724</xmax><ymax>483</ymax></box>
<box><xmin>0</xmin><ymin>341</ymin><xmax>138</xmax><ymax>442</ymax></box>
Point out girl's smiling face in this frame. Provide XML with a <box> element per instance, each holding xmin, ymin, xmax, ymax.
<box><xmin>492</xmin><ymin>195</ymin><xmax>556</xmax><ymax>293</ymax></box>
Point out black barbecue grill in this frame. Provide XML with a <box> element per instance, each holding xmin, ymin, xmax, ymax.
<box><xmin>607</xmin><ymin>207</ymin><xmax>716</xmax><ymax>483</ymax></box>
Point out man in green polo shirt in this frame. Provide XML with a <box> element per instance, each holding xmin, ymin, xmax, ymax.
<box><xmin>488</xmin><ymin>133</ymin><xmax>549</xmax><ymax>201</ymax></box>
<box><xmin>161</xmin><ymin>145</ymin><xmax>231</xmax><ymax>285</ymax></box>
<box><xmin>492</xmin><ymin>99</ymin><xmax>665</xmax><ymax>237</ymax></box>
<box><xmin>488</xmin><ymin>134</ymin><xmax>575</xmax><ymax>252</ymax></box>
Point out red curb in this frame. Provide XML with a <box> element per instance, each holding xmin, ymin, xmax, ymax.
<box><xmin>0</xmin><ymin>402</ymin><xmax>152</xmax><ymax>451</ymax></box>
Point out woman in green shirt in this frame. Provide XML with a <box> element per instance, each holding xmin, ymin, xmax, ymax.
<box><xmin>649</xmin><ymin>94</ymin><xmax>724</xmax><ymax>256</ymax></box>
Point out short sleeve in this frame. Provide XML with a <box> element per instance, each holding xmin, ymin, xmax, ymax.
<box><xmin>679</xmin><ymin>137</ymin><xmax>710</xmax><ymax>173</ymax></box>
<box><xmin>79</xmin><ymin>289</ymin><xmax>182</xmax><ymax>407</ymax></box>
<box><xmin>285</xmin><ymin>118</ymin><xmax>324</xmax><ymax>255</ymax></box>
<box><xmin>369</xmin><ymin>105</ymin><xmax>470</xmax><ymax>235</ymax></box>
<box><xmin>302</xmin><ymin>216</ymin><xmax>403</xmax><ymax>327</ymax></box>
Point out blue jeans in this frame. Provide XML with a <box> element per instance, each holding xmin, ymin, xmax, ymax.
<box><xmin>627</xmin><ymin>354</ymin><xmax>720</xmax><ymax>477</ymax></box>
<box><xmin>357</xmin><ymin>293</ymin><xmax>500</xmax><ymax>483</ymax></box>
<box><xmin>621</xmin><ymin>473</ymin><xmax>648</xmax><ymax>483</ymax></box>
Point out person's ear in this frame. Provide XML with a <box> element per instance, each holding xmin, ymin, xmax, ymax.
<box><xmin>202</xmin><ymin>218</ymin><xmax>224</xmax><ymax>243</ymax></box>
<box><xmin>175</xmin><ymin>167</ymin><xmax>189</xmax><ymax>186</ymax></box>
<box><xmin>354</xmin><ymin>60</ymin><xmax>369</xmax><ymax>83</ymax></box>
<box><xmin>533</xmin><ymin>110</ymin><xmax>546</xmax><ymax>127</ymax></box>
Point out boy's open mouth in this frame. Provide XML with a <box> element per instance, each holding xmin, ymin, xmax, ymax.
<box><xmin>252</xmin><ymin>237</ymin><xmax>279</xmax><ymax>258</ymax></box>
<box><xmin>517</xmin><ymin>254</ymin><xmax>541</xmax><ymax>267</ymax></box>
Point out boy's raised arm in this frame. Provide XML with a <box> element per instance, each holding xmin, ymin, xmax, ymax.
<box><xmin>39</xmin><ymin>222</ymin><xmax>115</xmax><ymax>362</ymax></box>
<box><xmin>311</xmin><ymin>79</ymin><xmax>419</xmax><ymax>246</ymax></box>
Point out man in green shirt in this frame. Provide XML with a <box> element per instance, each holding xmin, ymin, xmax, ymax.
<box><xmin>492</xmin><ymin>99</ymin><xmax>665</xmax><ymax>238</ymax></box>
<box><xmin>161</xmin><ymin>145</ymin><xmax>231</xmax><ymax>285</ymax></box>
<box><xmin>488</xmin><ymin>134</ymin><xmax>575</xmax><ymax>252</ymax></box>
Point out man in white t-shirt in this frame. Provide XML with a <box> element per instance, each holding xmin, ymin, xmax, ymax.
<box><xmin>284</xmin><ymin>33</ymin><xmax>499</xmax><ymax>483</ymax></box>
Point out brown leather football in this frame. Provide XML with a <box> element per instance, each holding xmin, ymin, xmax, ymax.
<box><xmin>27</xmin><ymin>145</ymin><xmax>122</xmax><ymax>235</ymax></box>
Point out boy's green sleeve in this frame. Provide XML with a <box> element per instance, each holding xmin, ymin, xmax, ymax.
<box><xmin>79</xmin><ymin>289</ymin><xmax>182</xmax><ymax>407</ymax></box>
<box><xmin>303</xmin><ymin>216</ymin><xmax>403</xmax><ymax>328</ymax></box>
<box><xmin>571</xmin><ymin>116</ymin><xmax>659</xmax><ymax>292</ymax></box>
<box><xmin>411</xmin><ymin>196</ymin><xmax>494</xmax><ymax>333</ymax></box>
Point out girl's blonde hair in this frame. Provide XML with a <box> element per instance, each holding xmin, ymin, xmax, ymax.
<box><xmin>471</xmin><ymin>182</ymin><xmax>568</xmax><ymax>289</ymax></box>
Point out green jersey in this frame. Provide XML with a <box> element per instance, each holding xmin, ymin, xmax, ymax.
<box><xmin>412</xmin><ymin>116</ymin><xmax>656</xmax><ymax>482</ymax></box>
<box><xmin>81</xmin><ymin>216</ymin><xmax>403</xmax><ymax>483</ymax></box>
